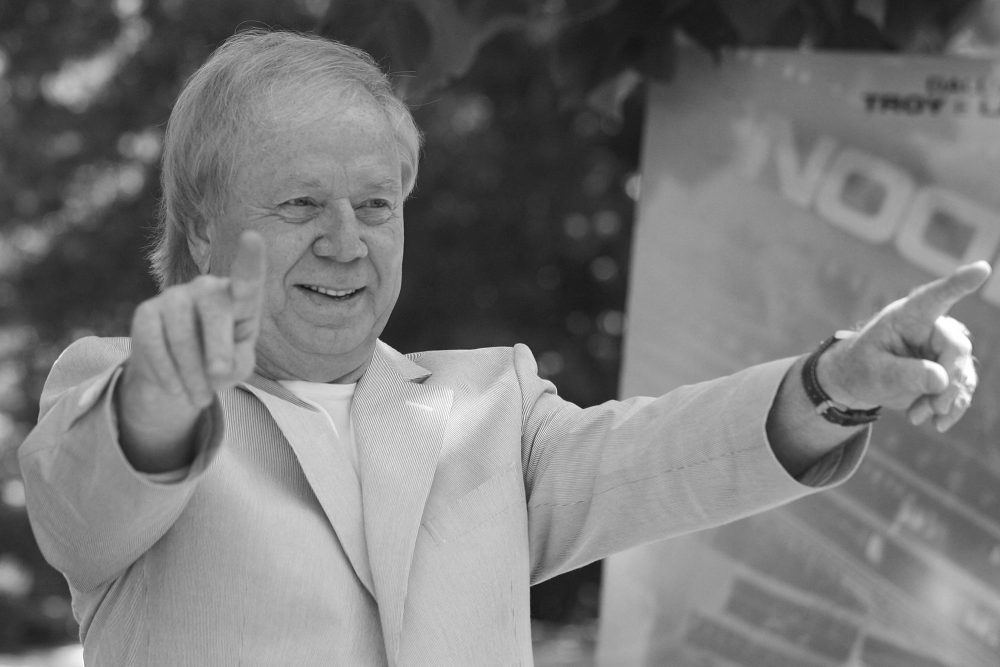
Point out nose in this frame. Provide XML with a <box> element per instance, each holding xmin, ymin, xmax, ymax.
<box><xmin>312</xmin><ymin>201</ymin><xmax>368</xmax><ymax>262</ymax></box>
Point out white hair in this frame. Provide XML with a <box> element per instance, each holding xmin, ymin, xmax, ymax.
<box><xmin>149</xmin><ymin>29</ymin><xmax>422</xmax><ymax>288</ymax></box>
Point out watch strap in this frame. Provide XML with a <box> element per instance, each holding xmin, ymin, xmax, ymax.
<box><xmin>801</xmin><ymin>335</ymin><xmax>881</xmax><ymax>426</ymax></box>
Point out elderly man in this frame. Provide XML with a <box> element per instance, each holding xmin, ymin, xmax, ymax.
<box><xmin>19</xmin><ymin>29</ymin><xmax>989</xmax><ymax>666</ymax></box>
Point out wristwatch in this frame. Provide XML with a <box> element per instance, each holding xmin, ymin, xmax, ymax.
<box><xmin>801</xmin><ymin>330</ymin><xmax>881</xmax><ymax>426</ymax></box>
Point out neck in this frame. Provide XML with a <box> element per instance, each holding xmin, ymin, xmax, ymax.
<box><xmin>254</xmin><ymin>347</ymin><xmax>373</xmax><ymax>384</ymax></box>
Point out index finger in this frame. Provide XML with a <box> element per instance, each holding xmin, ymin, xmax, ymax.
<box><xmin>229</xmin><ymin>231</ymin><xmax>266</xmax><ymax>309</ymax></box>
<box><xmin>902</xmin><ymin>260</ymin><xmax>991</xmax><ymax>321</ymax></box>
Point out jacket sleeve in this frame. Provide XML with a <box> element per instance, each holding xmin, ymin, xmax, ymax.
<box><xmin>18</xmin><ymin>336</ymin><xmax>224</xmax><ymax>594</ymax></box>
<box><xmin>514</xmin><ymin>343</ymin><xmax>866</xmax><ymax>584</ymax></box>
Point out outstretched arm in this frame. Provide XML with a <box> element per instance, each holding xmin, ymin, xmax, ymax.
<box><xmin>19</xmin><ymin>231</ymin><xmax>267</xmax><ymax>592</ymax></box>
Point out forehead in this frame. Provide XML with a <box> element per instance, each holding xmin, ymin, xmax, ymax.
<box><xmin>233</xmin><ymin>91</ymin><xmax>402</xmax><ymax>195</ymax></box>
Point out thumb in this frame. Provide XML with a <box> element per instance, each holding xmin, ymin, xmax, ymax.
<box><xmin>230</xmin><ymin>231</ymin><xmax>266</xmax><ymax>311</ymax></box>
<box><xmin>229</xmin><ymin>231</ymin><xmax>266</xmax><ymax>341</ymax></box>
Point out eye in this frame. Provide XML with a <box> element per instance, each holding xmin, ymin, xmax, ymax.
<box><xmin>355</xmin><ymin>198</ymin><xmax>396</xmax><ymax>224</ymax></box>
<box><xmin>283</xmin><ymin>197</ymin><xmax>318</xmax><ymax>208</ymax></box>
<box><xmin>275</xmin><ymin>196</ymin><xmax>322</xmax><ymax>224</ymax></box>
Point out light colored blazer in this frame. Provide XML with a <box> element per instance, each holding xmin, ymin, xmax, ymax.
<box><xmin>19</xmin><ymin>337</ymin><xmax>863</xmax><ymax>666</ymax></box>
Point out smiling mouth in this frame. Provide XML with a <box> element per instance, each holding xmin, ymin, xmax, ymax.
<box><xmin>299</xmin><ymin>284</ymin><xmax>364</xmax><ymax>300</ymax></box>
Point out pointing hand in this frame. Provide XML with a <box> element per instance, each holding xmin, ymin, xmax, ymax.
<box><xmin>817</xmin><ymin>261</ymin><xmax>991</xmax><ymax>433</ymax></box>
<box><xmin>115</xmin><ymin>232</ymin><xmax>267</xmax><ymax>471</ymax></box>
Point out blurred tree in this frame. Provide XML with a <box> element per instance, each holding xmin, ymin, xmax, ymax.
<box><xmin>0</xmin><ymin>0</ymin><xmax>992</xmax><ymax>652</ymax></box>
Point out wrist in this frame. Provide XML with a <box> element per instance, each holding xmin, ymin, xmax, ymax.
<box><xmin>115</xmin><ymin>366</ymin><xmax>204</xmax><ymax>473</ymax></box>
<box><xmin>814</xmin><ymin>335</ymin><xmax>878</xmax><ymax>410</ymax></box>
<box><xmin>805</xmin><ymin>333</ymin><xmax>881</xmax><ymax>426</ymax></box>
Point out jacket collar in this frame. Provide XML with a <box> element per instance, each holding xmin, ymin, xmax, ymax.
<box><xmin>244</xmin><ymin>340</ymin><xmax>432</xmax><ymax>399</ymax></box>
<box><xmin>242</xmin><ymin>340</ymin><xmax>452</xmax><ymax>662</ymax></box>
<box><xmin>353</xmin><ymin>341</ymin><xmax>453</xmax><ymax>662</ymax></box>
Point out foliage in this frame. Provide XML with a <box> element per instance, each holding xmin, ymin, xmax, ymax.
<box><xmin>321</xmin><ymin>0</ymin><xmax>985</xmax><ymax>115</ymax></box>
<box><xmin>0</xmin><ymin>0</ymin><xmax>991</xmax><ymax>652</ymax></box>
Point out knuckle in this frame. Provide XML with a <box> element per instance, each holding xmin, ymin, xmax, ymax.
<box><xmin>161</xmin><ymin>286</ymin><xmax>193</xmax><ymax>311</ymax></box>
<box><xmin>133</xmin><ymin>299</ymin><xmax>163</xmax><ymax>327</ymax></box>
<box><xmin>191</xmin><ymin>274</ymin><xmax>225</xmax><ymax>290</ymax></box>
<box><xmin>959</xmin><ymin>366</ymin><xmax>978</xmax><ymax>389</ymax></box>
<box><xmin>940</xmin><ymin>317</ymin><xmax>973</xmax><ymax>349</ymax></box>
<box><xmin>952</xmin><ymin>335</ymin><xmax>973</xmax><ymax>356</ymax></box>
<box><xmin>932</xmin><ymin>390</ymin><xmax>954</xmax><ymax>413</ymax></box>
<box><xmin>960</xmin><ymin>337</ymin><xmax>973</xmax><ymax>355</ymax></box>
<box><xmin>234</xmin><ymin>351</ymin><xmax>256</xmax><ymax>378</ymax></box>
<box><xmin>186</xmin><ymin>373</ymin><xmax>211</xmax><ymax>398</ymax></box>
<box><xmin>953</xmin><ymin>359</ymin><xmax>977</xmax><ymax>389</ymax></box>
<box><xmin>134</xmin><ymin>299</ymin><xmax>155</xmax><ymax>317</ymax></box>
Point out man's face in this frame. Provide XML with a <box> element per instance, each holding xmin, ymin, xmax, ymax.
<box><xmin>204</xmin><ymin>95</ymin><xmax>406</xmax><ymax>382</ymax></box>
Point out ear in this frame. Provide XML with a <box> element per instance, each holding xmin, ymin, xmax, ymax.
<box><xmin>399</xmin><ymin>165</ymin><xmax>416</xmax><ymax>200</ymax></box>
<box><xmin>401</xmin><ymin>158</ymin><xmax>416</xmax><ymax>199</ymax></box>
<box><xmin>186</xmin><ymin>221</ymin><xmax>213</xmax><ymax>275</ymax></box>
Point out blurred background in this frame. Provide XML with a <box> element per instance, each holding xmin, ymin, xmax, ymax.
<box><xmin>1</xmin><ymin>0</ymin><xmax>999</xmax><ymax>664</ymax></box>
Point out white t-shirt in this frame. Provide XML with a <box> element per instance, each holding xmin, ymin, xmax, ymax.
<box><xmin>279</xmin><ymin>380</ymin><xmax>359</xmax><ymax>473</ymax></box>
<box><xmin>146</xmin><ymin>380</ymin><xmax>359</xmax><ymax>484</ymax></box>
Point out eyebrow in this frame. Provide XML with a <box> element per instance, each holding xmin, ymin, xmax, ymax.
<box><xmin>278</xmin><ymin>177</ymin><xmax>327</xmax><ymax>191</ymax></box>
<box><xmin>280</xmin><ymin>176</ymin><xmax>399</xmax><ymax>190</ymax></box>
<box><xmin>366</xmin><ymin>178</ymin><xmax>401</xmax><ymax>192</ymax></box>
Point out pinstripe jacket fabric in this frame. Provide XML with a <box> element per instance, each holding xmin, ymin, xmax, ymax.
<box><xmin>19</xmin><ymin>336</ymin><xmax>864</xmax><ymax>666</ymax></box>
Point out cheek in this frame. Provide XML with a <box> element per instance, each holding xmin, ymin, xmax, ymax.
<box><xmin>262</xmin><ymin>244</ymin><xmax>302</xmax><ymax>298</ymax></box>
<box><xmin>255</xmin><ymin>229</ymin><xmax>313</xmax><ymax>307</ymax></box>
<box><xmin>208</xmin><ymin>232</ymin><xmax>241</xmax><ymax>275</ymax></box>
<box><xmin>374</xmin><ymin>231</ymin><xmax>404</xmax><ymax>292</ymax></box>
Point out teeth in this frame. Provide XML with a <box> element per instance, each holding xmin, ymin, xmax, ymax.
<box><xmin>303</xmin><ymin>285</ymin><xmax>359</xmax><ymax>297</ymax></box>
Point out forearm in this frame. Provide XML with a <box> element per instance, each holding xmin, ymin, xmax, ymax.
<box><xmin>520</xmin><ymin>347</ymin><xmax>862</xmax><ymax>581</ymax></box>
<box><xmin>766</xmin><ymin>354</ymin><xmax>867</xmax><ymax>478</ymax></box>
<box><xmin>115</xmin><ymin>363</ymin><xmax>207</xmax><ymax>473</ymax></box>
<box><xmin>20</xmin><ymin>362</ymin><xmax>223</xmax><ymax>591</ymax></box>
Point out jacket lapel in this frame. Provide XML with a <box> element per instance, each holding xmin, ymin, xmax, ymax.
<box><xmin>239</xmin><ymin>376</ymin><xmax>375</xmax><ymax>596</ymax></box>
<box><xmin>353</xmin><ymin>341</ymin><xmax>453</xmax><ymax>663</ymax></box>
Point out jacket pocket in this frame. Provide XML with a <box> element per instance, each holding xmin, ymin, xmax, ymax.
<box><xmin>422</xmin><ymin>463</ymin><xmax>524</xmax><ymax>545</ymax></box>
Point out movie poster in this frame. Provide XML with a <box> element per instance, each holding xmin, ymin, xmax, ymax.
<box><xmin>597</xmin><ymin>50</ymin><xmax>1000</xmax><ymax>667</ymax></box>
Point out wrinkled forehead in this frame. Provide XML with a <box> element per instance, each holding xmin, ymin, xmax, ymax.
<box><xmin>256</xmin><ymin>76</ymin><xmax>374</xmax><ymax>121</ymax></box>
<box><xmin>242</xmin><ymin>81</ymin><xmax>408</xmax><ymax>171</ymax></box>
<box><xmin>224</xmin><ymin>87</ymin><xmax>401</xmax><ymax>196</ymax></box>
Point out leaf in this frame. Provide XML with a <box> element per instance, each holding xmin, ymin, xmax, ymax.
<box><xmin>883</xmin><ymin>0</ymin><xmax>979</xmax><ymax>50</ymax></box>
<box><xmin>829</xmin><ymin>13</ymin><xmax>892</xmax><ymax>49</ymax></box>
<box><xmin>585</xmin><ymin>67</ymin><xmax>643</xmax><ymax>120</ymax></box>
<box><xmin>640</xmin><ymin>22</ymin><xmax>677</xmax><ymax>81</ymax></box>
<box><xmin>556</xmin><ymin>0</ymin><xmax>622</xmax><ymax>22</ymax></box>
<box><xmin>410</xmin><ymin>0</ymin><xmax>529</xmax><ymax>99</ymax></box>
<box><xmin>318</xmin><ymin>0</ymin><xmax>432</xmax><ymax>84</ymax></box>
<box><xmin>674</xmin><ymin>1</ymin><xmax>741</xmax><ymax>53</ymax></box>
<box><xmin>766</xmin><ymin>6</ymin><xmax>809</xmax><ymax>47</ymax></box>
<box><xmin>452</xmin><ymin>0</ymin><xmax>533</xmax><ymax>22</ymax></box>
<box><xmin>551</xmin><ymin>17</ymin><xmax>617</xmax><ymax>105</ymax></box>
<box><xmin>319</xmin><ymin>0</ymin><xmax>533</xmax><ymax>101</ymax></box>
<box><xmin>811</xmin><ymin>0</ymin><xmax>851</xmax><ymax>30</ymax></box>
<box><xmin>715</xmin><ymin>0</ymin><xmax>799</xmax><ymax>44</ymax></box>
<box><xmin>551</xmin><ymin>0</ymin><xmax>691</xmax><ymax>110</ymax></box>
